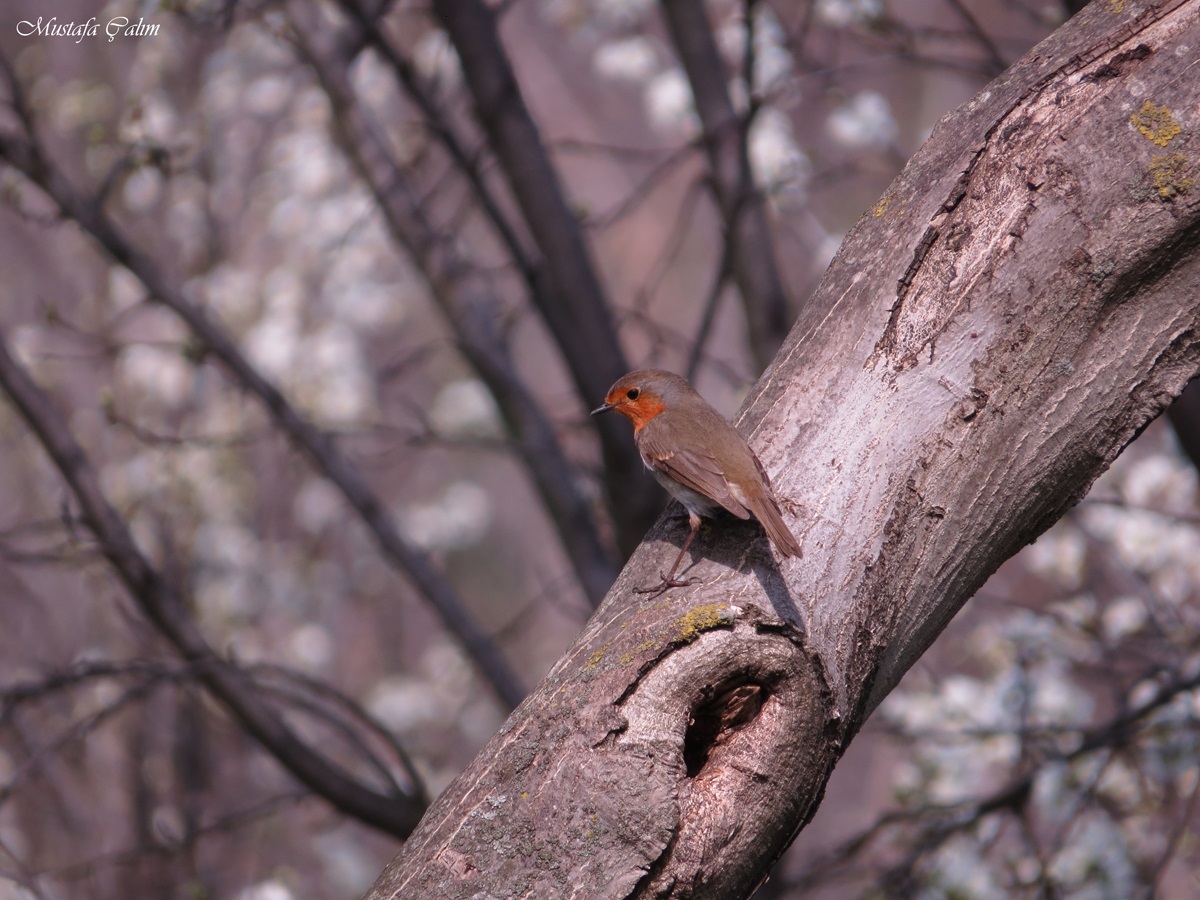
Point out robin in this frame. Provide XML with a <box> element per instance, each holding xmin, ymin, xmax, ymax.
<box><xmin>592</xmin><ymin>368</ymin><xmax>801</xmax><ymax>596</ymax></box>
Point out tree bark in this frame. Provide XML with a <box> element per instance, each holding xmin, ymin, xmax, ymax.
<box><xmin>367</xmin><ymin>0</ymin><xmax>1200</xmax><ymax>895</ymax></box>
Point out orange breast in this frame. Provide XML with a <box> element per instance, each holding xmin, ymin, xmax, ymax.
<box><xmin>624</xmin><ymin>397</ymin><xmax>666</xmax><ymax>434</ymax></box>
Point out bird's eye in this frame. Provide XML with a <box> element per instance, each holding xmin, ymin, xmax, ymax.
<box><xmin>626</xmin><ymin>387</ymin><xmax>640</xmax><ymax>400</ymax></box>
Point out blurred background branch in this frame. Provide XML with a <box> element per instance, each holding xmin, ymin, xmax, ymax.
<box><xmin>0</xmin><ymin>328</ymin><xmax>424</xmax><ymax>834</ymax></box>
<box><xmin>0</xmin><ymin>65</ymin><xmax>526</xmax><ymax>709</ymax></box>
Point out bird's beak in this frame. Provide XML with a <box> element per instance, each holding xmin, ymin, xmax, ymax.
<box><xmin>590</xmin><ymin>401</ymin><xmax>614</xmax><ymax>416</ymax></box>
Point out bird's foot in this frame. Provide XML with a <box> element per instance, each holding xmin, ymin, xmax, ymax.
<box><xmin>634</xmin><ymin>573</ymin><xmax>698</xmax><ymax>598</ymax></box>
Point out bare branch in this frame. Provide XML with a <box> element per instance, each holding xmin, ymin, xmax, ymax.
<box><xmin>0</xmin><ymin>77</ymin><xmax>526</xmax><ymax>708</ymax></box>
<box><xmin>366</xmin><ymin>0</ymin><xmax>1200</xmax><ymax>892</ymax></box>
<box><xmin>45</xmin><ymin>791</ymin><xmax>312</xmax><ymax>884</ymax></box>
<box><xmin>433</xmin><ymin>0</ymin><xmax>663</xmax><ymax>555</ymax></box>
<box><xmin>793</xmin><ymin>660</ymin><xmax>1200</xmax><ymax>890</ymax></box>
<box><xmin>287</xmin><ymin>10</ymin><xmax>618</xmax><ymax>607</ymax></box>
<box><xmin>943</xmin><ymin>0</ymin><xmax>1008</xmax><ymax>75</ymax></box>
<box><xmin>0</xmin><ymin>328</ymin><xmax>425</xmax><ymax>836</ymax></box>
<box><xmin>660</xmin><ymin>0</ymin><xmax>792</xmax><ymax>371</ymax></box>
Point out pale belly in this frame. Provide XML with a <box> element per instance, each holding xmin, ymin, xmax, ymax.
<box><xmin>649</xmin><ymin>468</ymin><xmax>722</xmax><ymax>519</ymax></box>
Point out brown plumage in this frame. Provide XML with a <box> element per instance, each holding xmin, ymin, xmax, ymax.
<box><xmin>592</xmin><ymin>368</ymin><xmax>800</xmax><ymax>596</ymax></box>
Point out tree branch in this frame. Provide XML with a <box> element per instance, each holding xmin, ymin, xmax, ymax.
<box><xmin>288</xmin><ymin>8</ymin><xmax>618</xmax><ymax>607</ymax></box>
<box><xmin>0</xmin><ymin>76</ymin><xmax>526</xmax><ymax>708</ymax></box>
<box><xmin>660</xmin><ymin>0</ymin><xmax>792</xmax><ymax>371</ymax></box>
<box><xmin>0</xmin><ymin>331</ymin><xmax>425</xmax><ymax>836</ymax></box>
<box><xmin>433</xmin><ymin>0</ymin><xmax>663</xmax><ymax>556</ymax></box>
<box><xmin>791</xmin><ymin>659</ymin><xmax>1200</xmax><ymax>889</ymax></box>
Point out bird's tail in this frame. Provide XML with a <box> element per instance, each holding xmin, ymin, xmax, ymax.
<box><xmin>751</xmin><ymin>496</ymin><xmax>802</xmax><ymax>559</ymax></box>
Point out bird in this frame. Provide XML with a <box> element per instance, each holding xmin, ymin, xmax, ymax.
<box><xmin>592</xmin><ymin>368</ymin><xmax>801</xmax><ymax>597</ymax></box>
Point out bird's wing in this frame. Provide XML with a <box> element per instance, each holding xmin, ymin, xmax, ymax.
<box><xmin>637</xmin><ymin>428</ymin><xmax>752</xmax><ymax>520</ymax></box>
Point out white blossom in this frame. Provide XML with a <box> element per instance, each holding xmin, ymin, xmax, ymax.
<box><xmin>814</xmin><ymin>0</ymin><xmax>883</xmax><ymax>28</ymax></box>
<box><xmin>237</xmin><ymin>879</ymin><xmax>294</xmax><ymax>900</ymax></box>
<box><xmin>413</xmin><ymin>29</ymin><xmax>461</xmax><ymax>88</ymax></box>
<box><xmin>366</xmin><ymin>676</ymin><xmax>442</xmax><ymax>732</ymax></box>
<box><xmin>588</xmin><ymin>0</ymin><xmax>655</xmax><ymax>28</ymax></box>
<box><xmin>429</xmin><ymin>379</ymin><xmax>504</xmax><ymax>439</ymax></box>
<box><xmin>748</xmin><ymin>107</ymin><xmax>810</xmax><ymax>195</ymax></box>
<box><xmin>293</xmin><ymin>477</ymin><xmax>344</xmax><ymax>534</ymax></box>
<box><xmin>1048</xmin><ymin>814</ymin><xmax>1135</xmax><ymax>898</ymax></box>
<box><xmin>245</xmin><ymin>308</ymin><xmax>301</xmax><ymax>380</ymax></box>
<box><xmin>827</xmin><ymin>90</ymin><xmax>898</xmax><ymax>149</ymax></box>
<box><xmin>716</xmin><ymin>6</ymin><xmax>793</xmax><ymax>93</ymax></box>
<box><xmin>1102</xmin><ymin>596</ymin><xmax>1148</xmax><ymax>641</ymax></box>
<box><xmin>303</xmin><ymin>321</ymin><xmax>374</xmax><ymax>422</ymax></box>
<box><xmin>287</xmin><ymin>623</ymin><xmax>334</xmax><ymax>672</ymax></box>
<box><xmin>108</xmin><ymin>265</ymin><xmax>148</xmax><ymax>311</ymax></box>
<box><xmin>122</xmin><ymin>167</ymin><xmax>163</xmax><ymax>212</ymax></box>
<box><xmin>118</xmin><ymin>344</ymin><xmax>193</xmax><ymax>406</ymax></box>
<box><xmin>645</xmin><ymin>69</ymin><xmax>697</xmax><ymax>135</ymax></box>
<box><xmin>1025</xmin><ymin>525</ymin><xmax>1086</xmax><ymax>588</ymax></box>
<box><xmin>118</xmin><ymin>90</ymin><xmax>178</xmax><ymax>144</ymax></box>
<box><xmin>1121</xmin><ymin>451</ymin><xmax>1197</xmax><ymax>511</ymax></box>
<box><xmin>399</xmin><ymin>481</ymin><xmax>492</xmax><ymax>552</ymax></box>
<box><xmin>594</xmin><ymin>36</ymin><xmax>659</xmax><ymax>83</ymax></box>
<box><xmin>926</xmin><ymin>834</ymin><xmax>1006</xmax><ymax>899</ymax></box>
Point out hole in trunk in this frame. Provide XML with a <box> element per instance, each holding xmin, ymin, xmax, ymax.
<box><xmin>683</xmin><ymin>677</ymin><xmax>767</xmax><ymax>777</ymax></box>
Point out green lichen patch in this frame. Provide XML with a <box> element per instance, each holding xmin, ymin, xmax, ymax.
<box><xmin>1148</xmin><ymin>153</ymin><xmax>1193</xmax><ymax>200</ymax></box>
<box><xmin>675</xmin><ymin>604</ymin><xmax>732</xmax><ymax>642</ymax></box>
<box><xmin>1131</xmin><ymin>101</ymin><xmax>1181</xmax><ymax>147</ymax></box>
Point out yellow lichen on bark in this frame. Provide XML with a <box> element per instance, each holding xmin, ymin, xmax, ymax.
<box><xmin>675</xmin><ymin>604</ymin><xmax>730</xmax><ymax>642</ymax></box>
<box><xmin>1131</xmin><ymin>101</ymin><xmax>1181</xmax><ymax>147</ymax></box>
<box><xmin>1148</xmin><ymin>153</ymin><xmax>1193</xmax><ymax>200</ymax></box>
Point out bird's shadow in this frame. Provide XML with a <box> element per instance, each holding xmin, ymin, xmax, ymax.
<box><xmin>655</xmin><ymin>507</ymin><xmax>804</xmax><ymax>631</ymax></box>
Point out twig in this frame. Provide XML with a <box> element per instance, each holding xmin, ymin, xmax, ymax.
<box><xmin>792</xmin><ymin>663</ymin><xmax>1200</xmax><ymax>888</ymax></box>
<box><xmin>686</xmin><ymin>226</ymin><xmax>735</xmax><ymax>383</ymax></box>
<box><xmin>45</xmin><ymin>790</ymin><xmax>312</xmax><ymax>882</ymax></box>
<box><xmin>943</xmin><ymin>0</ymin><xmax>1007</xmax><ymax>76</ymax></box>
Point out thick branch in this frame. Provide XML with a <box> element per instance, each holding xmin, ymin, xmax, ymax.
<box><xmin>367</xmin><ymin>0</ymin><xmax>1200</xmax><ymax>895</ymax></box>
<box><xmin>0</xmin><ymin>331</ymin><xmax>424</xmax><ymax>837</ymax></box>
<box><xmin>433</xmin><ymin>0</ymin><xmax>662</xmax><ymax>556</ymax></box>
<box><xmin>660</xmin><ymin>0</ymin><xmax>792</xmax><ymax>370</ymax></box>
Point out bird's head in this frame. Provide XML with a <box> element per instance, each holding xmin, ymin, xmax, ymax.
<box><xmin>591</xmin><ymin>369</ymin><xmax>690</xmax><ymax>432</ymax></box>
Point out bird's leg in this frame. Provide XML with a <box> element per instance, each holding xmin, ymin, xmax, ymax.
<box><xmin>636</xmin><ymin>513</ymin><xmax>701</xmax><ymax>597</ymax></box>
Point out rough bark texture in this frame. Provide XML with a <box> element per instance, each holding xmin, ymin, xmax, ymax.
<box><xmin>367</xmin><ymin>1</ymin><xmax>1200</xmax><ymax>896</ymax></box>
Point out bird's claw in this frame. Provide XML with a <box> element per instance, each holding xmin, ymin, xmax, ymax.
<box><xmin>634</xmin><ymin>572</ymin><xmax>698</xmax><ymax>598</ymax></box>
